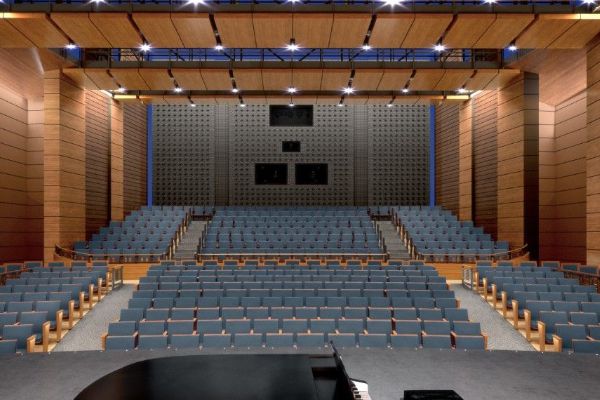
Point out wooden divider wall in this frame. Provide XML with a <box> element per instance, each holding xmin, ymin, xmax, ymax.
<box><xmin>123</xmin><ymin>104</ymin><xmax>147</xmax><ymax>215</ymax></box>
<box><xmin>587</xmin><ymin>39</ymin><xmax>600</xmax><ymax>265</ymax></box>
<box><xmin>435</xmin><ymin>104</ymin><xmax>460</xmax><ymax>216</ymax></box>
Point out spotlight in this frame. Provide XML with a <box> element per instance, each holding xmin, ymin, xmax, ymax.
<box><xmin>582</xmin><ymin>0</ymin><xmax>596</xmax><ymax>4</ymax></box>
<box><xmin>231</xmin><ymin>88</ymin><xmax>239</xmax><ymax>94</ymax></box>
<box><xmin>361</xmin><ymin>44</ymin><xmax>372</xmax><ymax>51</ymax></box>
<box><xmin>288</xmin><ymin>103</ymin><xmax>295</xmax><ymax>108</ymax></box>
<box><xmin>401</xmin><ymin>88</ymin><xmax>409</xmax><ymax>94</ymax></box>
<box><xmin>286</xmin><ymin>39</ymin><xmax>299</xmax><ymax>52</ymax></box>
<box><xmin>239</xmin><ymin>103</ymin><xmax>247</xmax><ymax>108</ymax></box>
<box><xmin>190</xmin><ymin>103</ymin><xmax>197</xmax><ymax>108</ymax></box>
<box><xmin>116</xmin><ymin>87</ymin><xmax>127</xmax><ymax>93</ymax></box>
<box><xmin>433</xmin><ymin>43</ymin><xmax>446</xmax><ymax>52</ymax></box>
<box><xmin>174</xmin><ymin>87</ymin><xmax>183</xmax><ymax>93</ymax></box>
<box><xmin>483</xmin><ymin>0</ymin><xmax>497</xmax><ymax>3</ymax></box>
<box><xmin>186</xmin><ymin>0</ymin><xmax>205</xmax><ymax>4</ymax></box>
<box><xmin>288</xmin><ymin>0</ymin><xmax>300</xmax><ymax>3</ymax></box>
<box><xmin>386</xmin><ymin>103</ymin><xmax>394</xmax><ymax>108</ymax></box>
<box><xmin>65</xmin><ymin>43</ymin><xmax>78</xmax><ymax>50</ymax></box>
<box><xmin>214</xmin><ymin>44</ymin><xmax>224</xmax><ymax>51</ymax></box>
<box><xmin>139</xmin><ymin>43</ymin><xmax>152</xmax><ymax>52</ymax></box>
<box><xmin>457</xmin><ymin>87</ymin><xmax>467</xmax><ymax>94</ymax></box>
<box><xmin>343</xmin><ymin>87</ymin><xmax>355</xmax><ymax>95</ymax></box>
<box><xmin>337</xmin><ymin>103</ymin><xmax>345</xmax><ymax>107</ymax></box>
<box><xmin>89</xmin><ymin>0</ymin><xmax>105</xmax><ymax>3</ymax></box>
<box><xmin>508</xmin><ymin>43</ymin><xmax>518</xmax><ymax>52</ymax></box>
<box><xmin>383</xmin><ymin>0</ymin><xmax>403</xmax><ymax>6</ymax></box>
<box><xmin>287</xmin><ymin>87</ymin><xmax>298</xmax><ymax>94</ymax></box>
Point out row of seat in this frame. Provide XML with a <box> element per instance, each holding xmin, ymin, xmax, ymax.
<box><xmin>137</xmin><ymin>282</ymin><xmax>449</xmax><ymax>291</ymax></box>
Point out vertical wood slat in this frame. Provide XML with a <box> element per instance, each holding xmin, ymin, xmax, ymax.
<box><xmin>435</xmin><ymin>103</ymin><xmax>460</xmax><ymax>216</ymax></box>
<box><xmin>110</xmin><ymin>100</ymin><xmax>124</xmax><ymax>220</ymax></box>
<box><xmin>123</xmin><ymin>103</ymin><xmax>147</xmax><ymax>214</ymax></box>
<box><xmin>43</xmin><ymin>70</ymin><xmax>86</xmax><ymax>261</ymax></box>
<box><xmin>587</xmin><ymin>40</ymin><xmax>600</xmax><ymax>265</ymax></box>
<box><xmin>458</xmin><ymin>100</ymin><xmax>473</xmax><ymax>221</ymax></box>
<box><xmin>538</xmin><ymin>101</ymin><xmax>556</xmax><ymax>261</ymax></box>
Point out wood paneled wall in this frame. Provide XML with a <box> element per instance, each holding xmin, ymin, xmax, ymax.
<box><xmin>85</xmin><ymin>91</ymin><xmax>110</xmax><ymax>239</ymax></box>
<box><xmin>539</xmin><ymin>102</ymin><xmax>556</xmax><ymax>260</ymax></box>
<box><xmin>123</xmin><ymin>104</ymin><xmax>147</xmax><ymax>214</ymax></box>
<box><xmin>43</xmin><ymin>71</ymin><xmax>87</xmax><ymax>261</ymax></box>
<box><xmin>496</xmin><ymin>72</ymin><xmax>540</xmax><ymax>257</ymax></box>
<box><xmin>434</xmin><ymin>103</ymin><xmax>459</xmax><ymax>215</ymax></box>
<box><xmin>472</xmin><ymin>90</ymin><xmax>499</xmax><ymax>239</ymax></box>
<box><xmin>587</xmin><ymin>39</ymin><xmax>600</xmax><ymax>265</ymax></box>
<box><xmin>110</xmin><ymin>101</ymin><xmax>124</xmax><ymax>221</ymax></box>
<box><xmin>458</xmin><ymin>101</ymin><xmax>473</xmax><ymax>221</ymax></box>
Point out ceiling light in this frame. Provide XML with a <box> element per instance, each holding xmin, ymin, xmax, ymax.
<box><xmin>288</xmin><ymin>103</ymin><xmax>295</xmax><ymax>108</ymax></box>
<box><xmin>186</xmin><ymin>0</ymin><xmax>205</xmax><ymax>4</ymax></box>
<box><xmin>239</xmin><ymin>103</ymin><xmax>246</xmax><ymax>108</ymax></box>
<box><xmin>286</xmin><ymin>39</ymin><xmax>299</xmax><ymax>52</ymax></box>
<box><xmin>89</xmin><ymin>0</ymin><xmax>105</xmax><ymax>3</ymax></box>
<box><xmin>361</xmin><ymin>44</ymin><xmax>372</xmax><ymax>51</ymax></box>
<box><xmin>288</xmin><ymin>0</ymin><xmax>301</xmax><ymax>3</ymax></box>
<box><xmin>483</xmin><ymin>0</ymin><xmax>497</xmax><ymax>4</ymax></box>
<box><xmin>508</xmin><ymin>43</ymin><xmax>518</xmax><ymax>51</ymax></box>
<box><xmin>190</xmin><ymin>103</ymin><xmax>197</xmax><ymax>108</ymax></box>
<box><xmin>116</xmin><ymin>87</ymin><xmax>127</xmax><ymax>93</ymax></box>
<box><xmin>139</xmin><ymin>43</ymin><xmax>152</xmax><ymax>52</ymax></box>
<box><xmin>214</xmin><ymin>44</ymin><xmax>224</xmax><ymax>51</ymax></box>
<box><xmin>337</xmin><ymin>103</ymin><xmax>345</xmax><ymax>108</ymax></box>
<box><xmin>401</xmin><ymin>88</ymin><xmax>409</xmax><ymax>94</ymax></box>
<box><xmin>433</xmin><ymin>43</ymin><xmax>446</xmax><ymax>52</ymax></box>
<box><xmin>457</xmin><ymin>88</ymin><xmax>468</xmax><ymax>94</ymax></box>
<box><xmin>386</xmin><ymin>103</ymin><xmax>394</xmax><ymax>108</ymax></box>
<box><xmin>383</xmin><ymin>0</ymin><xmax>403</xmax><ymax>6</ymax></box>
<box><xmin>231</xmin><ymin>88</ymin><xmax>239</xmax><ymax>94</ymax></box>
<box><xmin>65</xmin><ymin>43</ymin><xmax>78</xmax><ymax>50</ymax></box>
<box><xmin>287</xmin><ymin>87</ymin><xmax>297</xmax><ymax>94</ymax></box>
<box><xmin>343</xmin><ymin>87</ymin><xmax>355</xmax><ymax>95</ymax></box>
<box><xmin>174</xmin><ymin>87</ymin><xmax>183</xmax><ymax>93</ymax></box>
<box><xmin>582</xmin><ymin>0</ymin><xmax>596</xmax><ymax>4</ymax></box>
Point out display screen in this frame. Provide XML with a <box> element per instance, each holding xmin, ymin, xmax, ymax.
<box><xmin>255</xmin><ymin>164</ymin><xmax>288</xmax><ymax>185</ymax></box>
<box><xmin>282</xmin><ymin>141</ymin><xmax>301</xmax><ymax>152</ymax></box>
<box><xmin>270</xmin><ymin>105</ymin><xmax>313</xmax><ymax>127</ymax></box>
<box><xmin>295</xmin><ymin>164</ymin><xmax>328</xmax><ymax>185</ymax></box>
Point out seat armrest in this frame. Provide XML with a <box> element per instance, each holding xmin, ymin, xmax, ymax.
<box><xmin>473</xmin><ymin>271</ymin><xmax>480</xmax><ymax>291</ymax></box>
<box><xmin>42</xmin><ymin>321</ymin><xmax>51</xmax><ymax>352</ymax></box>
<box><xmin>88</xmin><ymin>284</ymin><xmax>94</xmax><ymax>309</ymax></box>
<box><xmin>26</xmin><ymin>335</ymin><xmax>36</xmax><ymax>353</ymax></box>
<box><xmin>56</xmin><ymin>310</ymin><xmax>64</xmax><ymax>342</ymax></box>
<box><xmin>78</xmin><ymin>292</ymin><xmax>85</xmax><ymax>319</ymax></box>
<box><xmin>552</xmin><ymin>334</ymin><xmax>563</xmax><ymax>352</ymax></box>
<box><xmin>482</xmin><ymin>278</ymin><xmax>488</xmax><ymax>299</ymax></box>
<box><xmin>68</xmin><ymin>300</ymin><xmax>75</xmax><ymax>329</ymax></box>
<box><xmin>501</xmin><ymin>291</ymin><xmax>508</xmax><ymax>317</ymax></box>
<box><xmin>101</xmin><ymin>332</ymin><xmax>108</xmax><ymax>351</ymax></box>
<box><xmin>491</xmin><ymin>284</ymin><xmax>498</xmax><ymax>308</ymax></box>
<box><xmin>511</xmin><ymin>300</ymin><xmax>519</xmax><ymax>328</ymax></box>
<box><xmin>482</xmin><ymin>332</ymin><xmax>489</xmax><ymax>350</ymax></box>
<box><xmin>538</xmin><ymin>321</ymin><xmax>546</xmax><ymax>351</ymax></box>
<box><xmin>524</xmin><ymin>309</ymin><xmax>531</xmax><ymax>340</ymax></box>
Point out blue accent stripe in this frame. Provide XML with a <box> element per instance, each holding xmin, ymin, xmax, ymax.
<box><xmin>147</xmin><ymin>105</ymin><xmax>153</xmax><ymax>206</ymax></box>
<box><xmin>429</xmin><ymin>104</ymin><xmax>436</xmax><ymax>208</ymax></box>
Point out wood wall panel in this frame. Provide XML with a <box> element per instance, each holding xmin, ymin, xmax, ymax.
<box><xmin>472</xmin><ymin>90</ymin><xmax>498</xmax><ymax>239</ymax></box>
<box><xmin>43</xmin><ymin>71</ymin><xmax>86</xmax><ymax>261</ymax></box>
<box><xmin>110</xmin><ymin>100</ymin><xmax>124</xmax><ymax>221</ymax></box>
<box><xmin>435</xmin><ymin>103</ymin><xmax>460</xmax><ymax>216</ymax></box>
<box><xmin>458</xmin><ymin>100</ymin><xmax>473</xmax><ymax>221</ymax></box>
<box><xmin>587</xmin><ymin>40</ymin><xmax>600</xmax><ymax>265</ymax></box>
<box><xmin>123</xmin><ymin>104</ymin><xmax>147</xmax><ymax>215</ymax></box>
<box><xmin>538</xmin><ymin>102</ymin><xmax>556</xmax><ymax>261</ymax></box>
<box><xmin>84</xmin><ymin>91</ymin><xmax>110</xmax><ymax>239</ymax></box>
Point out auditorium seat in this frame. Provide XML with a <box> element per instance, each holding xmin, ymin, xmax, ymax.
<box><xmin>553</xmin><ymin>324</ymin><xmax>588</xmax><ymax>352</ymax></box>
<box><xmin>391</xmin><ymin>320</ymin><xmax>421</xmax><ymax>348</ymax></box>
<box><xmin>138</xmin><ymin>335</ymin><xmax>168</xmax><ymax>350</ymax></box>
<box><xmin>202</xmin><ymin>333</ymin><xmax>231</xmax><ymax>348</ymax></box>
<box><xmin>0</xmin><ymin>339</ymin><xmax>17</xmax><ymax>354</ymax></box>
<box><xmin>572</xmin><ymin>339</ymin><xmax>600</xmax><ymax>354</ymax></box>
<box><xmin>2</xmin><ymin>324</ymin><xmax>35</xmax><ymax>352</ymax></box>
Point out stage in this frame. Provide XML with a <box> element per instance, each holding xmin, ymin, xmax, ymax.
<box><xmin>0</xmin><ymin>348</ymin><xmax>598</xmax><ymax>400</ymax></box>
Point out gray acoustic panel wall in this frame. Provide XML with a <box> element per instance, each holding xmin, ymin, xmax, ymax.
<box><xmin>152</xmin><ymin>104</ymin><xmax>429</xmax><ymax>206</ymax></box>
<box><xmin>367</xmin><ymin>104</ymin><xmax>430</xmax><ymax>205</ymax></box>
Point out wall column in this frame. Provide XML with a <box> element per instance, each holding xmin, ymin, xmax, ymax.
<box><xmin>496</xmin><ymin>72</ymin><xmax>540</xmax><ymax>257</ymax></box>
<box><xmin>586</xmin><ymin>40</ymin><xmax>600</xmax><ymax>265</ymax></box>
<box><xmin>458</xmin><ymin>100</ymin><xmax>473</xmax><ymax>221</ymax></box>
<box><xmin>110</xmin><ymin>99</ymin><xmax>124</xmax><ymax>220</ymax></box>
<box><xmin>43</xmin><ymin>70</ymin><xmax>86</xmax><ymax>261</ymax></box>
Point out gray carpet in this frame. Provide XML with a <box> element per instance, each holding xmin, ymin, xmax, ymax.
<box><xmin>1</xmin><ymin>348</ymin><xmax>598</xmax><ymax>400</ymax></box>
<box><xmin>451</xmin><ymin>284</ymin><xmax>534</xmax><ymax>351</ymax></box>
<box><xmin>53</xmin><ymin>285</ymin><xmax>135</xmax><ymax>352</ymax></box>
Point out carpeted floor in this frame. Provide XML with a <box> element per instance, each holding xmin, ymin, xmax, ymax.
<box><xmin>451</xmin><ymin>284</ymin><xmax>534</xmax><ymax>351</ymax></box>
<box><xmin>53</xmin><ymin>284</ymin><xmax>135</xmax><ymax>352</ymax></box>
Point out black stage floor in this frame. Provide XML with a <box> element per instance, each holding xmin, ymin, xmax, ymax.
<box><xmin>0</xmin><ymin>348</ymin><xmax>598</xmax><ymax>400</ymax></box>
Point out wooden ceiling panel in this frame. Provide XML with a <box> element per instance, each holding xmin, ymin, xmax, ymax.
<box><xmin>320</xmin><ymin>69</ymin><xmax>351</xmax><ymax>91</ymax></box>
<box><xmin>293</xmin><ymin>14</ymin><xmax>333</xmax><ymax>49</ymax></box>
<box><xmin>253</xmin><ymin>13</ymin><xmax>292</xmax><ymax>48</ymax></box>
<box><xmin>377</xmin><ymin>70</ymin><xmax>413</xmax><ymax>90</ymax></box>
<box><xmin>214</xmin><ymin>13</ymin><xmax>256</xmax><ymax>48</ymax></box>
<box><xmin>367</xmin><ymin>96</ymin><xmax>392</xmax><ymax>105</ymax></box>
<box><xmin>200</xmin><ymin>69</ymin><xmax>232</xmax><ymax>90</ymax></box>
<box><xmin>485</xmin><ymin>69</ymin><xmax>521</xmax><ymax>89</ymax></box>
<box><xmin>171</xmin><ymin>70</ymin><xmax>206</xmax><ymax>90</ymax></box>
<box><xmin>292</xmin><ymin>69</ymin><xmax>323</xmax><ymax>91</ymax></box>
<box><xmin>138</xmin><ymin>69</ymin><xmax>174</xmax><ymax>90</ymax></box>
<box><xmin>244</xmin><ymin>95</ymin><xmax>267</xmax><ymax>104</ymax></box>
<box><xmin>344</xmin><ymin>95</ymin><xmax>368</xmax><ymax>105</ymax></box>
<box><xmin>464</xmin><ymin>69</ymin><xmax>498</xmax><ymax>91</ymax></box>
<box><xmin>133</xmin><ymin>13</ymin><xmax>183</xmax><ymax>49</ymax></box>
<box><xmin>171</xmin><ymin>13</ymin><xmax>215</xmax><ymax>48</ymax></box>
<box><xmin>369</xmin><ymin>14</ymin><xmax>413</xmax><ymax>48</ymax></box>
<box><xmin>402</xmin><ymin>14</ymin><xmax>452</xmax><ymax>48</ymax></box>
<box><xmin>352</xmin><ymin>70</ymin><xmax>383</xmax><ymax>91</ymax></box>
<box><xmin>214</xmin><ymin>95</ymin><xmax>240</xmax><ymax>105</ymax></box>
<box><xmin>443</xmin><ymin>14</ymin><xmax>495</xmax><ymax>49</ymax></box>
<box><xmin>5</xmin><ymin>13</ymin><xmax>67</xmax><ymax>47</ymax></box>
<box><xmin>474</xmin><ymin>14</ymin><xmax>534</xmax><ymax>48</ymax></box>
<box><xmin>317</xmin><ymin>95</ymin><xmax>342</xmax><ymax>105</ymax></box>
<box><xmin>189</xmin><ymin>95</ymin><xmax>217</xmax><ymax>105</ymax></box>
<box><xmin>62</xmin><ymin>69</ymin><xmax>89</xmax><ymax>89</ymax></box>
<box><xmin>517</xmin><ymin>14</ymin><xmax>578</xmax><ymax>49</ymax></box>
<box><xmin>165</xmin><ymin>96</ymin><xmax>191</xmax><ymax>105</ymax></box>
<box><xmin>549</xmin><ymin>16</ymin><xmax>600</xmax><ymax>49</ymax></box>
<box><xmin>51</xmin><ymin>13</ymin><xmax>110</xmax><ymax>48</ymax></box>
<box><xmin>434</xmin><ymin>70</ymin><xmax>473</xmax><ymax>90</ymax></box>
<box><xmin>110</xmin><ymin>69</ymin><xmax>149</xmax><ymax>90</ymax></box>
<box><xmin>0</xmin><ymin>20</ymin><xmax>34</xmax><ymax>47</ymax></box>
<box><xmin>89</xmin><ymin>14</ymin><xmax>141</xmax><ymax>48</ymax></box>
<box><xmin>329</xmin><ymin>14</ymin><xmax>371</xmax><ymax>48</ymax></box>
<box><xmin>233</xmin><ymin>69</ymin><xmax>263</xmax><ymax>91</ymax></box>
<box><xmin>84</xmin><ymin>69</ymin><xmax>117</xmax><ymax>90</ymax></box>
<box><xmin>262</xmin><ymin>69</ymin><xmax>292</xmax><ymax>91</ymax></box>
<box><xmin>409</xmin><ymin>69</ymin><xmax>445</xmax><ymax>90</ymax></box>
